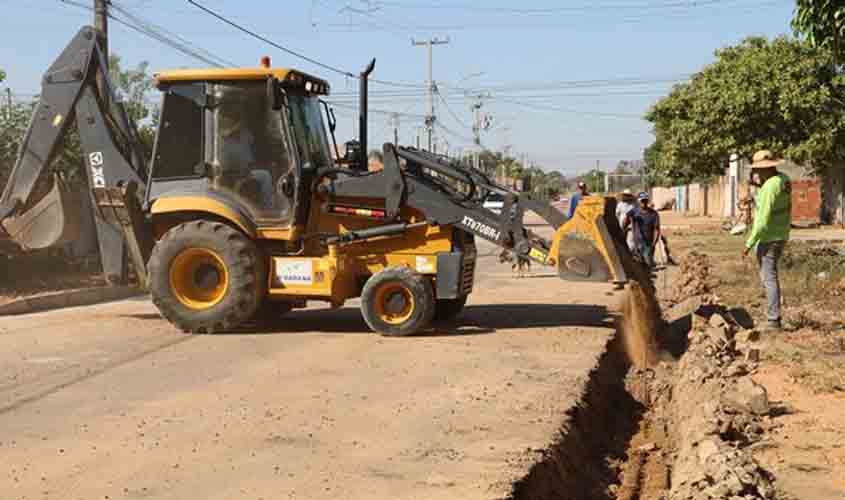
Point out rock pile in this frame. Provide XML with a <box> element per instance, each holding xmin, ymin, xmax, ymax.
<box><xmin>669</xmin><ymin>307</ymin><xmax>776</xmax><ymax>500</ymax></box>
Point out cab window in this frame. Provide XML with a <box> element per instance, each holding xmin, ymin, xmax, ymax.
<box><xmin>150</xmin><ymin>83</ymin><xmax>204</xmax><ymax>179</ymax></box>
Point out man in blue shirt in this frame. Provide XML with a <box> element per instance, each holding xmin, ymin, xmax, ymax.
<box><xmin>624</xmin><ymin>192</ymin><xmax>661</xmax><ymax>268</ymax></box>
<box><xmin>567</xmin><ymin>182</ymin><xmax>589</xmax><ymax>219</ymax></box>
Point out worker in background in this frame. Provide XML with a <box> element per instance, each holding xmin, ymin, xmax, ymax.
<box><xmin>616</xmin><ymin>189</ymin><xmax>637</xmax><ymax>251</ymax></box>
<box><xmin>624</xmin><ymin>192</ymin><xmax>661</xmax><ymax>268</ymax></box>
<box><xmin>743</xmin><ymin>150</ymin><xmax>792</xmax><ymax>332</ymax></box>
<box><xmin>567</xmin><ymin>182</ymin><xmax>589</xmax><ymax>219</ymax></box>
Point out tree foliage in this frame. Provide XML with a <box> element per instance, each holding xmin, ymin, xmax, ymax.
<box><xmin>0</xmin><ymin>69</ymin><xmax>5</xmax><ymax>83</ymax></box>
<box><xmin>645</xmin><ymin>36</ymin><xmax>845</xmax><ymax>184</ymax></box>
<box><xmin>579</xmin><ymin>169</ymin><xmax>606</xmax><ymax>193</ymax></box>
<box><xmin>793</xmin><ymin>0</ymin><xmax>845</xmax><ymax>61</ymax></box>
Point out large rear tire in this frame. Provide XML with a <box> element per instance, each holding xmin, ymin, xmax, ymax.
<box><xmin>148</xmin><ymin>220</ymin><xmax>266</xmax><ymax>334</ymax></box>
<box><xmin>361</xmin><ymin>267</ymin><xmax>435</xmax><ymax>336</ymax></box>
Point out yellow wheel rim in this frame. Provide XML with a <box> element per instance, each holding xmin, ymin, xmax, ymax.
<box><xmin>169</xmin><ymin>248</ymin><xmax>229</xmax><ymax>310</ymax></box>
<box><xmin>373</xmin><ymin>283</ymin><xmax>415</xmax><ymax>325</ymax></box>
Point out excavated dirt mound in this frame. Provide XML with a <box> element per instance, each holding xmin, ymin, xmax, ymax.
<box><xmin>671</xmin><ymin>251</ymin><xmax>719</xmax><ymax>303</ymax></box>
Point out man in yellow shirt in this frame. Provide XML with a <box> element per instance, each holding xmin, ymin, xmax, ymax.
<box><xmin>743</xmin><ymin>150</ymin><xmax>792</xmax><ymax>332</ymax></box>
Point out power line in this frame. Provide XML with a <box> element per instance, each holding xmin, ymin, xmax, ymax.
<box><xmin>57</xmin><ymin>0</ymin><xmax>235</xmax><ymax>67</ymax></box>
<box><xmin>326</xmin><ymin>101</ymin><xmax>427</xmax><ymax>119</ymax></box>
<box><xmin>329</xmin><ymin>0</ymin><xmax>786</xmax><ymax>32</ymax></box>
<box><xmin>435</xmin><ymin>88</ymin><xmax>471</xmax><ymax>130</ymax></box>
<box><xmin>186</xmin><ymin>0</ymin><xmax>426</xmax><ymax>89</ymax></box>
<box><xmin>374</xmin><ymin>0</ymin><xmax>730</xmax><ymax>14</ymax></box>
<box><xmin>492</xmin><ymin>96</ymin><xmax>645</xmax><ymax>119</ymax></box>
<box><xmin>110</xmin><ymin>1</ymin><xmax>235</xmax><ymax>67</ymax></box>
<box><xmin>434</xmin><ymin>121</ymin><xmax>475</xmax><ymax>144</ymax></box>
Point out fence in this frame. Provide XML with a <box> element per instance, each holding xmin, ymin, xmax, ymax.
<box><xmin>650</xmin><ymin>158</ymin><xmax>835</xmax><ymax>225</ymax></box>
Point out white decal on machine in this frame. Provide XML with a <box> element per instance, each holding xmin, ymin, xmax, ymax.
<box><xmin>416</xmin><ymin>256</ymin><xmax>435</xmax><ymax>273</ymax></box>
<box><xmin>461</xmin><ymin>216</ymin><xmax>501</xmax><ymax>240</ymax></box>
<box><xmin>275</xmin><ymin>259</ymin><xmax>313</xmax><ymax>285</ymax></box>
<box><xmin>89</xmin><ymin>152</ymin><xmax>106</xmax><ymax>187</ymax></box>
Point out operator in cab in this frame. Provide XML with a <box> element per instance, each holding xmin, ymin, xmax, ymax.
<box><xmin>217</xmin><ymin>92</ymin><xmax>275</xmax><ymax>210</ymax></box>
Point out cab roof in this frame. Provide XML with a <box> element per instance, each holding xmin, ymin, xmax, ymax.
<box><xmin>154</xmin><ymin>67</ymin><xmax>331</xmax><ymax>95</ymax></box>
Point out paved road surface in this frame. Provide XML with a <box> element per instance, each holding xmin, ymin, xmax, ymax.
<box><xmin>1</xmin><ymin>241</ymin><xmax>620</xmax><ymax>500</ymax></box>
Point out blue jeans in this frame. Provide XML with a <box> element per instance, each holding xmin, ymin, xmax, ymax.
<box><xmin>756</xmin><ymin>240</ymin><xmax>785</xmax><ymax>324</ymax></box>
<box><xmin>637</xmin><ymin>241</ymin><xmax>655</xmax><ymax>267</ymax></box>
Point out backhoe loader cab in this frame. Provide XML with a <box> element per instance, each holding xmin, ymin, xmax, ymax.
<box><xmin>148</xmin><ymin>68</ymin><xmax>332</xmax><ymax>226</ymax></box>
<box><xmin>1</xmin><ymin>26</ymin><xmax>639</xmax><ymax>337</ymax></box>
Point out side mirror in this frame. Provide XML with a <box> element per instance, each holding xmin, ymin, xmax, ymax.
<box><xmin>267</xmin><ymin>77</ymin><xmax>283</xmax><ymax>110</ymax></box>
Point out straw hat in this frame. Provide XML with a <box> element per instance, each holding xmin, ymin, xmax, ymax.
<box><xmin>750</xmin><ymin>150</ymin><xmax>783</xmax><ymax>169</ymax></box>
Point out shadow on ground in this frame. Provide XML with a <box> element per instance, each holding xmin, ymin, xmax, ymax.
<box><xmin>123</xmin><ymin>303</ymin><xmax>611</xmax><ymax>336</ymax></box>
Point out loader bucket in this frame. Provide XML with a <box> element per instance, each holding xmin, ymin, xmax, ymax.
<box><xmin>548</xmin><ymin>196</ymin><xmax>636</xmax><ymax>284</ymax></box>
<box><xmin>1</xmin><ymin>174</ymin><xmax>82</xmax><ymax>251</ymax></box>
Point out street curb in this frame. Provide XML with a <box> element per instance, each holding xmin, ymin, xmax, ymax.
<box><xmin>0</xmin><ymin>286</ymin><xmax>144</xmax><ymax>316</ymax></box>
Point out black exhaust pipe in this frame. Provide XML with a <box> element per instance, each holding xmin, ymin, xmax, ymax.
<box><xmin>358</xmin><ymin>58</ymin><xmax>376</xmax><ymax>172</ymax></box>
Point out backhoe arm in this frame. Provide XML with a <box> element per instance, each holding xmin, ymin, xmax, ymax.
<box><xmin>0</xmin><ymin>26</ymin><xmax>149</xmax><ymax>284</ymax></box>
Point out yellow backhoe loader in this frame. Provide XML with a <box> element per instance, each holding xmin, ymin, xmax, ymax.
<box><xmin>0</xmin><ymin>26</ymin><xmax>640</xmax><ymax>336</ymax></box>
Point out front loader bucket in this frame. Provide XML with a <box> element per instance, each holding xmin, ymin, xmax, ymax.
<box><xmin>548</xmin><ymin>196</ymin><xmax>636</xmax><ymax>284</ymax></box>
<box><xmin>1</xmin><ymin>174</ymin><xmax>82</xmax><ymax>251</ymax></box>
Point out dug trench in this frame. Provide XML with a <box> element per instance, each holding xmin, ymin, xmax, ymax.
<box><xmin>507</xmin><ymin>259</ymin><xmax>780</xmax><ymax>500</ymax></box>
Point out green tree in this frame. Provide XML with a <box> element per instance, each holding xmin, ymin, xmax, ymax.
<box><xmin>645</xmin><ymin>36</ymin><xmax>845</xmax><ymax>183</ymax></box>
<box><xmin>793</xmin><ymin>1</ymin><xmax>845</xmax><ymax>61</ymax></box>
<box><xmin>580</xmin><ymin>169</ymin><xmax>606</xmax><ymax>193</ymax></box>
<box><xmin>0</xmin><ymin>69</ymin><xmax>5</xmax><ymax>83</ymax></box>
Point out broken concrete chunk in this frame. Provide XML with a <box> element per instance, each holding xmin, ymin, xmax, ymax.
<box><xmin>735</xmin><ymin>329</ymin><xmax>760</xmax><ymax>344</ymax></box>
<box><xmin>724</xmin><ymin>377</ymin><xmax>769</xmax><ymax>416</ymax></box>
<box><xmin>709</xmin><ymin>313</ymin><xmax>728</xmax><ymax>328</ymax></box>
<box><xmin>745</xmin><ymin>348</ymin><xmax>760</xmax><ymax>363</ymax></box>
<box><xmin>696</xmin><ymin>438</ymin><xmax>721</xmax><ymax>462</ymax></box>
<box><xmin>706</xmin><ymin>326</ymin><xmax>730</xmax><ymax>345</ymax></box>
<box><xmin>638</xmin><ymin>442</ymin><xmax>658</xmax><ymax>452</ymax></box>
<box><xmin>725</xmin><ymin>362</ymin><xmax>749</xmax><ymax>377</ymax></box>
<box><xmin>692</xmin><ymin>312</ymin><xmax>710</xmax><ymax>331</ymax></box>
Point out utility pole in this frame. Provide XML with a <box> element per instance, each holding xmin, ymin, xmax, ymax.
<box><xmin>5</xmin><ymin>88</ymin><xmax>12</xmax><ymax>120</ymax></box>
<box><xmin>94</xmin><ymin>0</ymin><xmax>109</xmax><ymax>102</ymax></box>
<box><xmin>391</xmin><ymin>113</ymin><xmax>400</xmax><ymax>146</ymax></box>
<box><xmin>411</xmin><ymin>37</ymin><xmax>449</xmax><ymax>152</ymax></box>
<box><xmin>470</xmin><ymin>93</ymin><xmax>490</xmax><ymax>172</ymax></box>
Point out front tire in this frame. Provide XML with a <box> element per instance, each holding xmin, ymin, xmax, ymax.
<box><xmin>361</xmin><ymin>267</ymin><xmax>435</xmax><ymax>336</ymax></box>
<box><xmin>148</xmin><ymin>220</ymin><xmax>266</xmax><ymax>334</ymax></box>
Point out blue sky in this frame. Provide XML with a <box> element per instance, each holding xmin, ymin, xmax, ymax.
<box><xmin>1</xmin><ymin>0</ymin><xmax>795</xmax><ymax>175</ymax></box>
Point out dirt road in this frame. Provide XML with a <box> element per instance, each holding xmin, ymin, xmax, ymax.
<box><xmin>1</xmin><ymin>243</ymin><xmax>620</xmax><ymax>500</ymax></box>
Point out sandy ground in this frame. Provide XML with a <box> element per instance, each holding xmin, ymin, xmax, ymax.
<box><xmin>0</xmin><ymin>240</ymin><xmax>621</xmax><ymax>500</ymax></box>
<box><xmin>753</xmin><ymin>366</ymin><xmax>845</xmax><ymax>500</ymax></box>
